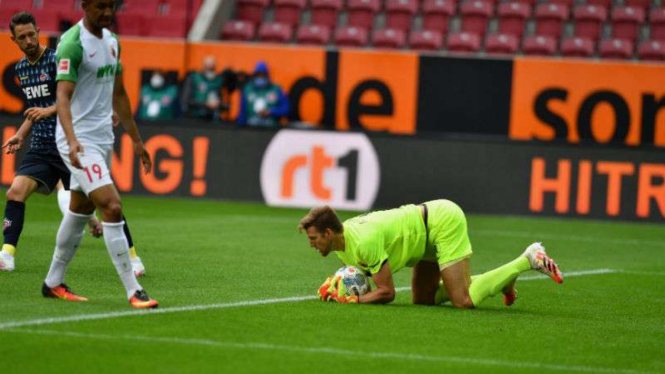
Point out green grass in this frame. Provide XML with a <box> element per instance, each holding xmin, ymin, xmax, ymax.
<box><xmin>1</xmin><ymin>193</ymin><xmax>663</xmax><ymax>374</ymax></box>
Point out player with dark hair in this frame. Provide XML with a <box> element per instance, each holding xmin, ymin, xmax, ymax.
<box><xmin>1</xmin><ymin>11</ymin><xmax>147</xmax><ymax>277</ymax></box>
<box><xmin>299</xmin><ymin>200</ymin><xmax>563</xmax><ymax>306</ymax></box>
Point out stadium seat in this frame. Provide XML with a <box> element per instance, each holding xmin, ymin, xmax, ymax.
<box><xmin>522</xmin><ymin>35</ymin><xmax>558</xmax><ymax>56</ymax></box>
<box><xmin>258</xmin><ymin>22</ymin><xmax>293</xmax><ymax>43</ymax></box>
<box><xmin>447</xmin><ymin>32</ymin><xmax>481</xmax><ymax>53</ymax></box>
<box><xmin>422</xmin><ymin>0</ymin><xmax>456</xmax><ymax>34</ymax></box>
<box><xmin>535</xmin><ymin>3</ymin><xmax>569</xmax><ymax>39</ymax></box>
<box><xmin>638</xmin><ymin>39</ymin><xmax>665</xmax><ymax>60</ymax></box>
<box><xmin>347</xmin><ymin>0</ymin><xmax>381</xmax><ymax>30</ymax></box>
<box><xmin>497</xmin><ymin>2</ymin><xmax>531</xmax><ymax>38</ymax></box>
<box><xmin>509</xmin><ymin>0</ymin><xmax>536</xmax><ymax>7</ymax></box>
<box><xmin>29</xmin><ymin>9</ymin><xmax>62</xmax><ymax>32</ymax></box>
<box><xmin>236</xmin><ymin>0</ymin><xmax>270</xmax><ymax>25</ymax></box>
<box><xmin>1</xmin><ymin>0</ymin><xmax>32</xmax><ymax>10</ymax></box>
<box><xmin>296</xmin><ymin>24</ymin><xmax>331</xmax><ymax>45</ymax></box>
<box><xmin>586</xmin><ymin>0</ymin><xmax>612</xmax><ymax>10</ymax></box>
<box><xmin>221</xmin><ymin>19</ymin><xmax>256</xmax><ymax>41</ymax></box>
<box><xmin>372</xmin><ymin>28</ymin><xmax>406</xmax><ymax>48</ymax></box>
<box><xmin>119</xmin><ymin>0</ymin><xmax>161</xmax><ymax>15</ymax></box>
<box><xmin>611</xmin><ymin>7</ymin><xmax>645</xmax><ymax>42</ymax></box>
<box><xmin>310</xmin><ymin>0</ymin><xmax>343</xmax><ymax>28</ymax></box>
<box><xmin>560</xmin><ymin>36</ymin><xmax>595</xmax><ymax>57</ymax></box>
<box><xmin>145</xmin><ymin>16</ymin><xmax>188</xmax><ymax>38</ymax></box>
<box><xmin>460</xmin><ymin>0</ymin><xmax>494</xmax><ymax>36</ymax></box>
<box><xmin>409</xmin><ymin>29</ymin><xmax>444</xmax><ymax>50</ymax></box>
<box><xmin>624</xmin><ymin>0</ymin><xmax>652</xmax><ymax>11</ymax></box>
<box><xmin>547</xmin><ymin>0</ymin><xmax>574</xmax><ymax>7</ymax></box>
<box><xmin>334</xmin><ymin>26</ymin><xmax>369</xmax><ymax>47</ymax></box>
<box><xmin>650</xmin><ymin>8</ymin><xmax>665</xmax><ymax>40</ymax></box>
<box><xmin>598</xmin><ymin>38</ymin><xmax>634</xmax><ymax>59</ymax></box>
<box><xmin>274</xmin><ymin>0</ymin><xmax>307</xmax><ymax>28</ymax></box>
<box><xmin>485</xmin><ymin>33</ymin><xmax>519</xmax><ymax>54</ymax></box>
<box><xmin>385</xmin><ymin>0</ymin><xmax>418</xmax><ymax>32</ymax></box>
<box><xmin>37</xmin><ymin>0</ymin><xmax>76</xmax><ymax>12</ymax></box>
<box><xmin>573</xmin><ymin>5</ymin><xmax>608</xmax><ymax>41</ymax></box>
<box><xmin>115</xmin><ymin>13</ymin><xmax>145</xmax><ymax>36</ymax></box>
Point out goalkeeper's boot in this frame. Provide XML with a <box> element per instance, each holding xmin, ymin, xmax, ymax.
<box><xmin>129</xmin><ymin>289</ymin><xmax>158</xmax><ymax>309</ymax></box>
<box><xmin>502</xmin><ymin>279</ymin><xmax>518</xmax><ymax>306</ymax></box>
<box><xmin>0</xmin><ymin>250</ymin><xmax>15</xmax><ymax>271</ymax></box>
<box><xmin>131</xmin><ymin>257</ymin><xmax>146</xmax><ymax>278</ymax></box>
<box><xmin>42</xmin><ymin>283</ymin><xmax>88</xmax><ymax>301</ymax></box>
<box><xmin>522</xmin><ymin>242</ymin><xmax>564</xmax><ymax>284</ymax></box>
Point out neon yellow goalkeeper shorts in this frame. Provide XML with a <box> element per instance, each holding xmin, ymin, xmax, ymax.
<box><xmin>421</xmin><ymin>199</ymin><xmax>473</xmax><ymax>270</ymax></box>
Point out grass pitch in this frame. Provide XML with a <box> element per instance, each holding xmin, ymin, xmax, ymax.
<box><xmin>0</xmin><ymin>193</ymin><xmax>663</xmax><ymax>374</ymax></box>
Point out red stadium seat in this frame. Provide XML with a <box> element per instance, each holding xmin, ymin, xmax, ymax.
<box><xmin>385</xmin><ymin>0</ymin><xmax>418</xmax><ymax>32</ymax></box>
<box><xmin>422</xmin><ymin>0</ymin><xmax>455</xmax><ymax>34</ymax></box>
<box><xmin>409</xmin><ymin>29</ymin><xmax>444</xmax><ymax>50</ymax></box>
<box><xmin>114</xmin><ymin>13</ymin><xmax>145</xmax><ymax>36</ymax></box>
<box><xmin>296</xmin><ymin>24</ymin><xmax>331</xmax><ymax>45</ymax></box>
<box><xmin>372</xmin><ymin>28</ymin><xmax>406</xmax><ymax>48</ymax></box>
<box><xmin>485</xmin><ymin>33</ymin><xmax>519</xmax><ymax>54</ymax></box>
<box><xmin>638</xmin><ymin>39</ymin><xmax>665</xmax><ymax>60</ymax></box>
<box><xmin>258</xmin><ymin>22</ymin><xmax>293</xmax><ymax>43</ymax></box>
<box><xmin>650</xmin><ymin>8</ymin><xmax>665</xmax><ymax>40</ymax></box>
<box><xmin>236</xmin><ymin>0</ymin><xmax>270</xmax><ymax>25</ymax></box>
<box><xmin>547</xmin><ymin>0</ymin><xmax>574</xmax><ymax>7</ymax></box>
<box><xmin>447</xmin><ymin>32</ymin><xmax>481</xmax><ymax>53</ymax></box>
<box><xmin>509</xmin><ymin>0</ymin><xmax>536</xmax><ymax>7</ymax></box>
<box><xmin>310</xmin><ymin>0</ymin><xmax>343</xmax><ymax>28</ymax></box>
<box><xmin>535</xmin><ymin>3</ymin><xmax>569</xmax><ymax>39</ymax></box>
<box><xmin>586</xmin><ymin>0</ymin><xmax>612</xmax><ymax>10</ymax></box>
<box><xmin>334</xmin><ymin>26</ymin><xmax>369</xmax><ymax>47</ymax></box>
<box><xmin>598</xmin><ymin>38</ymin><xmax>634</xmax><ymax>59</ymax></box>
<box><xmin>624</xmin><ymin>0</ymin><xmax>653</xmax><ymax>11</ymax></box>
<box><xmin>497</xmin><ymin>2</ymin><xmax>531</xmax><ymax>38</ymax></box>
<box><xmin>347</xmin><ymin>0</ymin><xmax>381</xmax><ymax>30</ymax></box>
<box><xmin>522</xmin><ymin>35</ymin><xmax>558</xmax><ymax>56</ymax></box>
<box><xmin>460</xmin><ymin>1</ymin><xmax>493</xmax><ymax>36</ymax></box>
<box><xmin>611</xmin><ymin>7</ymin><xmax>645</xmax><ymax>42</ymax></box>
<box><xmin>221</xmin><ymin>19</ymin><xmax>256</xmax><ymax>41</ymax></box>
<box><xmin>560</xmin><ymin>36</ymin><xmax>595</xmax><ymax>57</ymax></box>
<box><xmin>1</xmin><ymin>0</ymin><xmax>32</xmax><ymax>10</ymax></box>
<box><xmin>145</xmin><ymin>16</ymin><xmax>188</xmax><ymax>38</ymax></box>
<box><xmin>29</xmin><ymin>9</ymin><xmax>62</xmax><ymax>32</ymax></box>
<box><xmin>119</xmin><ymin>0</ymin><xmax>161</xmax><ymax>15</ymax></box>
<box><xmin>274</xmin><ymin>0</ymin><xmax>306</xmax><ymax>27</ymax></box>
<box><xmin>573</xmin><ymin>5</ymin><xmax>608</xmax><ymax>41</ymax></box>
<box><xmin>37</xmin><ymin>0</ymin><xmax>76</xmax><ymax>12</ymax></box>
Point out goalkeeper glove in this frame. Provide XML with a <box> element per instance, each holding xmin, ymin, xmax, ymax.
<box><xmin>317</xmin><ymin>276</ymin><xmax>336</xmax><ymax>301</ymax></box>
<box><xmin>329</xmin><ymin>277</ymin><xmax>359</xmax><ymax>304</ymax></box>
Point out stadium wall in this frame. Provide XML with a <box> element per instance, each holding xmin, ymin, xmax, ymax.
<box><xmin>0</xmin><ymin>119</ymin><xmax>662</xmax><ymax>222</ymax></box>
<box><xmin>1</xmin><ymin>32</ymin><xmax>664</xmax><ymax>147</ymax></box>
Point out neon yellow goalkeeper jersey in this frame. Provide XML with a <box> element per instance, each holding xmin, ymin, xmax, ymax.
<box><xmin>336</xmin><ymin>204</ymin><xmax>427</xmax><ymax>275</ymax></box>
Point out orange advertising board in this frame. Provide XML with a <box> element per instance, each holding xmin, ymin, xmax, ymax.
<box><xmin>510</xmin><ymin>58</ymin><xmax>665</xmax><ymax>147</ymax></box>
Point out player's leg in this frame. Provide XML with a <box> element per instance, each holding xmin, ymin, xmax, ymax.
<box><xmin>122</xmin><ymin>215</ymin><xmax>146</xmax><ymax>277</ymax></box>
<box><xmin>0</xmin><ymin>176</ymin><xmax>39</xmax><ymax>271</ymax></box>
<box><xmin>56</xmin><ymin>181</ymin><xmax>103</xmax><ymax>237</ymax></box>
<box><xmin>411</xmin><ymin>260</ymin><xmax>441</xmax><ymax>305</ymax></box>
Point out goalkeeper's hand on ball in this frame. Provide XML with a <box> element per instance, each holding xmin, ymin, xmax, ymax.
<box><xmin>329</xmin><ymin>276</ymin><xmax>359</xmax><ymax>304</ymax></box>
<box><xmin>317</xmin><ymin>276</ymin><xmax>336</xmax><ymax>301</ymax></box>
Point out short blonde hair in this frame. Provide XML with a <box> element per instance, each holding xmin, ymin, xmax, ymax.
<box><xmin>298</xmin><ymin>206</ymin><xmax>343</xmax><ymax>234</ymax></box>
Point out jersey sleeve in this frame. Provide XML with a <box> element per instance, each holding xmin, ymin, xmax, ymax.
<box><xmin>56</xmin><ymin>40</ymin><xmax>83</xmax><ymax>82</ymax></box>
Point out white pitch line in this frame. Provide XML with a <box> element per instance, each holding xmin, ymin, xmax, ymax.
<box><xmin>4</xmin><ymin>328</ymin><xmax>660</xmax><ymax>374</ymax></box>
<box><xmin>0</xmin><ymin>268</ymin><xmax>619</xmax><ymax>330</ymax></box>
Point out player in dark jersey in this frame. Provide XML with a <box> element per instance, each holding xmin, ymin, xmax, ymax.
<box><xmin>1</xmin><ymin>12</ymin><xmax>146</xmax><ymax>276</ymax></box>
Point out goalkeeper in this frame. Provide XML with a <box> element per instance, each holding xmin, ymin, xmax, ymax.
<box><xmin>298</xmin><ymin>199</ymin><xmax>563</xmax><ymax>306</ymax></box>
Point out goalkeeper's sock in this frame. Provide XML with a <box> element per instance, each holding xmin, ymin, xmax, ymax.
<box><xmin>468</xmin><ymin>257</ymin><xmax>531</xmax><ymax>306</ymax></box>
<box><xmin>435</xmin><ymin>275</ymin><xmax>480</xmax><ymax>304</ymax></box>
<box><xmin>103</xmin><ymin>221</ymin><xmax>141</xmax><ymax>298</ymax></box>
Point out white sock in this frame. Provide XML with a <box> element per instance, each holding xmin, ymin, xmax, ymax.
<box><xmin>44</xmin><ymin>210</ymin><xmax>92</xmax><ymax>288</ymax></box>
<box><xmin>103</xmin><ymin>221</ymin><xmax>141</xmax><ymax>299</ymax></box>
<box><xmin>56</xmin><ymin>188</ymin><xmax>70</xmax><ymax>216</ymax></box>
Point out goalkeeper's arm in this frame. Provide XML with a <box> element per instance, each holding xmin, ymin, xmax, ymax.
<box><xmin>359</xmin><ymin>261</ymin><xmax>395</xmax><ymax>304</ymax></box>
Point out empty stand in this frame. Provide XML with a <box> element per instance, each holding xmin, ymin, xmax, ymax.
<box><xmin>334</xmin><ymin>26</ymin><xmax>369</xmax><ymax>46</ymax></box>
<box><xmin>222</xmin><ymin>19</ymin><xmax>256</xmax><ymax>41</ymax></box>
<box><xmin>373</xmin><ymin>28</ymin><xmax>406</xmax><ymax>48</ymax></box>
<box><xmin>573</xmin><ymin>5</ymin><xmax>608</xmax><ymax>41</ymax></box>
<box><xmin>497</xmin><ymin>2</ymin><xmax>531</xmax><ymax>37</ymax></box>
<box><xmin>522</xmin><ymin>35</ymin><xmax>557</xmax><ymax>55</ymax></box>
<box><xmin>347</xmin><ymin>0</ymin><xmax>381</xmax><ymax>30</ymax></box>
<box><xmin>638</xmin><ymin>39</ymin><xmax>665</xmax><ymax>60</ymax></box>
<box><xmin>145</xmin><ymin>15</ymin><xmax>188</xmax><ymax>38</ymax></box>
<box><xmin>409</xmin><ymin>29</ymin><xmax>444</xmax><ymax>50</ymax></box>
<box><xmin>258</xmin><ymin>22</ymin><xmax>293</xmax><ymax>43</ymax></box>
<box><xmin>385</xmin><ymin>0</ymin><xmax>418</xmax><ymax>32</ymax></box>
<box><xmin>485</xmin><ymin>33</ymin><xmax>519</xmax><ymax>54</ymax></box>
<box><xmin>460</xmin><ymin>0</ymin><xmax>493</xmax><ymax>36</ymax></box>
<box><xmin>447</xmin><ymin>32</ymin><xmax>481</xmax><ymax>53</ymax></box>
<box><xmin>274</xmin><ymin>0</ymin><xmax>307</xmax><ymax>28</ymax></box>
<box><xmin>624</xmin><ymin>0</ymin><xmax>653</xmax><ymax>11</ymax></box>
<box><xmin>115</xmin><ymin>13</ymin><xmax>145</xmax><ymax>36</ymax></box>
<box><xmin>296</xmin><ymin>24</ymin><xmax>331</xmax><ymax>45</ymax></box>
<box><xmin>611</xmin><ymin>6</ymin><xmax>645</xmax><ymax>42</ymax></box>
<box><xmin>535</xmin><ymin>3</ymin><xmax>569</xmax><ymax>39</ymax></box>
<box><xmin>310</xmin><ymin>0</ymin><xmax>343</xmax><ymax>28</ymax></box>
<box><xmin>598</xmin><ymin>38</ymin><xmax>634</xmax><ymax>59</ymax></box>
<box><xmin>560</xmin><ymin>36</ymin><xmax>595</xmax><ymax>57</ymax></box>
<box><xmin>650</xmin><ymin>8</ymin><xmax>665</xmax><ymax>40</ymax></box>
<box><xmin>236</xmin><ymin>0</ymin><xmax>269</xmax><ymax>25</ymax></box>
<box><xmin>422</xmin><ymin>0</ymin><xmax>456</xmax><ymax>34</ymax></box>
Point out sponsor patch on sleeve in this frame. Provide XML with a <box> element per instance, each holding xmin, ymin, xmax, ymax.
<box><xmin>57</xmin><ymin>59</ymin><xmax>70</xmax><ymax>75</ymax></box>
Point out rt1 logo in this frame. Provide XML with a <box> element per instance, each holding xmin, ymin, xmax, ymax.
<box><xmin>260</xmin><ymin>130</ymin><xmax>380</xmax><ymax>210</ymax></box>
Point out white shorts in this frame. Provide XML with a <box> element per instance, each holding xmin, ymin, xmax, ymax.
<box><xmin>58</xmin><ymin>142</ymin><xmax>114</xmax><ymax>195</ymax></box>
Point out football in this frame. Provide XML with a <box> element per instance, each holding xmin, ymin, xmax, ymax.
<box><xmin>335</xmin><ymin>265</ymin><xmax>371</xmax><ymax>296</ymax></box>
